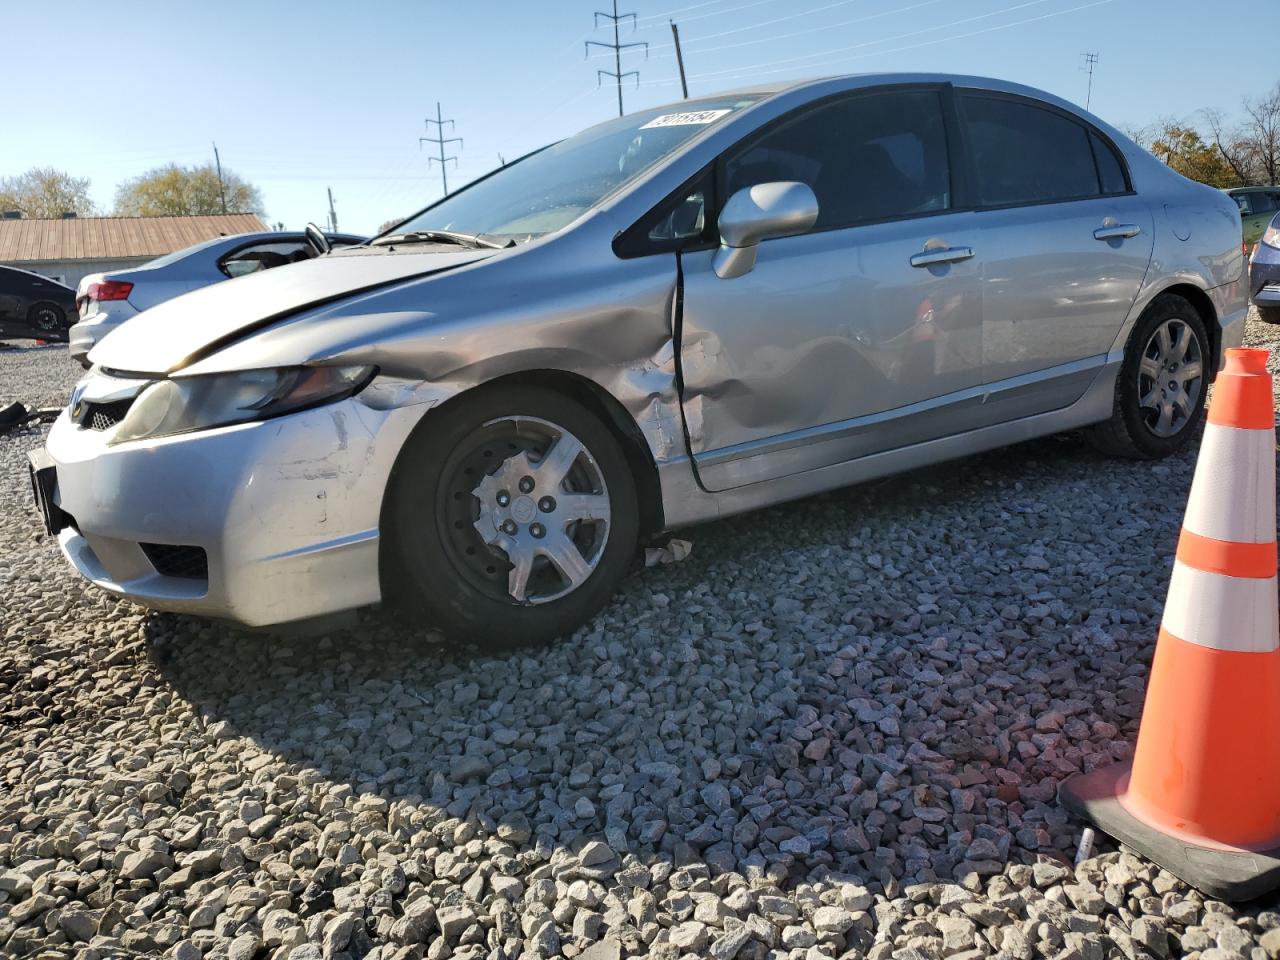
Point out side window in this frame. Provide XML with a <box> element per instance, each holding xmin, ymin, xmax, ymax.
<box><xmin>723</xmin><ymin>89</ymin><xmax>951</xmax><ymax>230</ymax></box>
<box><xmin>1255</xmin><ymin>193</ymin><xmax>1279</xmax><ymax>215</ymax></box>
<box><xmin>960</xmin><ymin>94</ymin><xmax>1100</xmax><ymax>206</ymax></box>
<box><xmin>1089</xmin><ymin>132</ymin><xmax>1128</xmax><ymax>194</ymax></box>
<box><xmin>220</xmin><ymin>241</ymin><xmax>310</xmax><ymax>278</ymax></box>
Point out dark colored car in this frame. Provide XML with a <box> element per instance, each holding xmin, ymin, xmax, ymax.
<box><xmin>0</xmin><ymin>265</ymin><xmax>76</xmax><ymax>342</ymax></box>
<box><xmin>1249</xmin><ymin>210</ymin><xmax>1280</xmax><ymax>324</ymax></box>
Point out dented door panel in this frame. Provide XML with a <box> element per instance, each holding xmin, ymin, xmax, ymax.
<box><xmin>678</xmin><ymin>212</ymin><xmax>984</xmax><ymax>491</ymax></box>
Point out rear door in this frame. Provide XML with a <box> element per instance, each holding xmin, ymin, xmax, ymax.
<box><xmin>957</xmin><ymin>91</ymin><xmax>1153</xmax><ymax>416</ymax></box>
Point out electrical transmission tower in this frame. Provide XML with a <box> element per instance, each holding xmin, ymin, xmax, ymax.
<box><xmin>1081</xmin><ymin>52</ymin><xmax>1099</xmax><ymax>111</ymax></box>
<box><xmin>586</xmin><ymin>0</ymin><xmax>648</xmax><ymax>117</ymax></box>
<box><xmin>420</xmin><ymin>102</ymin><xmax>462</xmax><ymax>196</ymax></box>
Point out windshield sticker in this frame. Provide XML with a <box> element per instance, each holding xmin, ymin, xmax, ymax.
<box><xmin>640</xmin><ymin>109</ymin><xmax>732</xmax><ymax>129</ymax></box>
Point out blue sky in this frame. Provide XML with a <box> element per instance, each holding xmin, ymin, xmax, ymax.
<box><xmin>0</xmin><ymin>0</ymin><xmax>1262</xmax><ymax>234</ymax></box>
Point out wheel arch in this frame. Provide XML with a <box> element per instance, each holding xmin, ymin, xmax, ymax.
<box><xmin>1156</xmin><ymin>282</ymin><xmax>1220</xmax><ymax>380</ymax></box>
<box><xmin>382</xmin><ymin>368</ymin><xmax>666</xmax><ymax>543</ymax></box>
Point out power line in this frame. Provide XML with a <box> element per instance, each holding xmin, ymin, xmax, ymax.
<box><xmin>640</xmin><ymin>0</ymin><xmax>1118</xmax><ymax>89</ymax></box>
<box><xmin>419</xmin><ymin>102</ymin><xmax>462</xmax><ymax>196</ymax></box>
<box><xmin>1081</xmin><ymin>51</ymin><xmax>1099</xmax><ymax>110</ymax></box>
<box><xmin>586</xmin><ymin>0</ymin><xmax>649</xmax><ymax>117</ymax></box>
<box><xmin>641</xmin><ymin>0</ymin><xmax>1064</xmax><ymax>86</ymax></box>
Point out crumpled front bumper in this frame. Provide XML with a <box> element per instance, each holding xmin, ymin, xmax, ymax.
<box><xmin>38</xmin><ymin>395</ymin><xmax>427</xmax><ymax>626</ymax></box>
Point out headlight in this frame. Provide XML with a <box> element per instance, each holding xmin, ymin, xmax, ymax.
<box><xmin>111</xmin><ymin>365</ymin><xmax>374</xmax><ymax>445</ymax></box>
<box><xmin>1263</xmin><ymin>222</ymin><xmax>1280</xmax><ymax>250</ymax></box>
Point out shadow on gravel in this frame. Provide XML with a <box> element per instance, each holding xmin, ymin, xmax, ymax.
<box><xmin>143</xmin><ymin>430</ymin><xmax>1187</xmax><ymax>900</ymax></box>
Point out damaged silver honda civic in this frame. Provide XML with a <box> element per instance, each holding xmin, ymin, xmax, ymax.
<box><xmin>30</xmin><ymin>73</ymin><xmax>1247</xmax><ymax>646</ymax></box>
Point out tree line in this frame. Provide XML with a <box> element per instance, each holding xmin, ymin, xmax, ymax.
<box><xmin>0</xmin><ymin>164</ymin><xmax>265</xmax><ymax>220</ymax></box>
<box><xmin>1125</xmin><ymin>82</ymin><xmax>1279</xmax><ymax>189</ymax></box>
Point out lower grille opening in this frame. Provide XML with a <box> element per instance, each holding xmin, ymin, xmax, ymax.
<box><xmin>140</xmin><ymin>543</ymin><xmax>208</xmax><ymax>580</ymax></box>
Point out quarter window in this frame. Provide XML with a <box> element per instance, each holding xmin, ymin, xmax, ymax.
<box><xmin>723</xmin><ymin>89</ymin><xmax>951</xmax><ymax>230</ymax></box>
<box><xmin>1090</xmin><ymin>132</ymin><xmax>1128</xmax><ymax>195</ymax></box>
<box><xmin>960</xmin><ymin>94</ymin><xmax>1102</xmax><ymax>206</ymax></box>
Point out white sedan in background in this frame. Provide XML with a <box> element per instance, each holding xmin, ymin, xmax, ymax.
<box><xmin>70</xmin><ymin>228</ymin><xmax>365</xmax><ymax>364</ymax></box>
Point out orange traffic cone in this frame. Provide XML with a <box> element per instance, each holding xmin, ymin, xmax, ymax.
<box><xmin>1061</xmin><ymin>347</ymin><xmax>1280</xmax><ymax>901</ymax></box>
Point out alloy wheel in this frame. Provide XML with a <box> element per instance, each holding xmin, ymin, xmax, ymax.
<box><xmin>1137</xmin><ymin>317</ymin><xmax>1204</xmax><ymax>438</ymax></box>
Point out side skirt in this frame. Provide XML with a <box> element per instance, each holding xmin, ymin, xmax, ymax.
<box><xmin>656</xmin><ymin>358</ymin><xmax>1119</xmax><ymax>529</ymax></box>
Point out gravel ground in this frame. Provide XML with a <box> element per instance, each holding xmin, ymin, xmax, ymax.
<box><xmin>2</xmin><ymin>317</ymin><xmax>1280</xmax><ymax>960</ymax></box>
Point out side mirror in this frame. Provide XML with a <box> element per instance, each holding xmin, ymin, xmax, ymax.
<box><xmin>714</xmin><ymin>181</ymin><xmax>819</xmax><ymax>279</ymax></box>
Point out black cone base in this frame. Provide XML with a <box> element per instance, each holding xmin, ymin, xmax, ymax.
<box><xmin>1060</xmin><ymin>762</ymin><xmax>1280</xmax><ymax>903</ymax></box>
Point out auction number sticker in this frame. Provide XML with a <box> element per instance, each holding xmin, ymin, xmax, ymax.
<box><xmin>640</xmin><ymin>109</ymin><xmax>732</xmax><ymax>128</ymax></box>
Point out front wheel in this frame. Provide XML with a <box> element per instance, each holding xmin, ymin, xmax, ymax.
<box><xmin>383</xmin><ymin>384</ymin><xmax>639</xmax><ymax>648</ymax></box>
<box><xmin>1088</xmin><ymin>294</ymin><xmax>1210</xmax><ymax>459</ymax></box>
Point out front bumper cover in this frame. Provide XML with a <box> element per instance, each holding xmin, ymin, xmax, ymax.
<box><xmin>37</xmin><ymin>394</ymin><xmax>427</xmax><ymax>626</ymax></box>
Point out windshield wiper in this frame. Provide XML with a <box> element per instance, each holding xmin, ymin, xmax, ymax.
<box><xmin>372</xmin><ymin>229</ymin><xmax>513</xmax><ymax>250</ymax></box>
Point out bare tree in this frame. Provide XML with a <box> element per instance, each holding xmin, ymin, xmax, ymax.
<box><xmin>1202</xmin><ymin>108</ymin><xmax>1252</xmax><ymax>185</ymax></box>
<box><xmin>1240</xmin><ymin>83</ymin><xmax>1280</xmax><ymax>185</ymax></box>
<box><xmin>1118</xmin><ymin>122</ymin><xmax>1153</xmax><ymax>149</ymax></box>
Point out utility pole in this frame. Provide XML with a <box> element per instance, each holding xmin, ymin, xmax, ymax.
<box><xmin>212</xmin><ymin>142</ymin><xmax>228</xmax><ymax>214</ymax></box>
<box><xmin>327</xmin><ymin>187</ymin><xmax>338</xmax><ymax>233</ymax></box>
<box><xmin>670</xmin><ymin>21</ymin><xmax>688</xmax><ymax>99</ymax></box>
<box><xmin>420</xmin><ymin>102</ymin><xmax>462</xmax><ymax>196</ymax></box>
<box><xmin>586</xmin><ymin>0</ymin><xmax>647</xmax><ymax>117</ymax></box>
<box><xmin>1081</xmin><ymin>52</ymin><xmax>1099</xmax><ymax>111</ymax></box>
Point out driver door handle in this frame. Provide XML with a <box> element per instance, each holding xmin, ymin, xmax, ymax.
<box><xmin>910</xmin><ymin>246</ymin><xmax>974</xmax><ymax>268</ymax></box>
<box><xmin>1094</xmin><ymin>223</ymin><xmax>1141</xmax><ymax>241</ymax></box>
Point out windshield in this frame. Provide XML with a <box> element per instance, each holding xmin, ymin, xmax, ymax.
<box><xmin>391</xmin><ymin>97</ymin><xmax>760</xmax><ymax>242</ymax></box>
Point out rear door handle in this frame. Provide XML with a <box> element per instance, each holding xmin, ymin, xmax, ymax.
<box><xmin>909</xmin><ymin>246</ymin><xmax>974</xmax><ymax>267</ymax></box>
<box><xmin>1094</xmin><ymin>223</ymin><xmax>1141</xmax><ymax>240</ymax></box>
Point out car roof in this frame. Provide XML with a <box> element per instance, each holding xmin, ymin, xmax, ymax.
<box><xmin>1225</xmin><ymin>185</ymin><xmax>1280</xmax><ymax>194</ymax></box>
<box><xmin>0</xmin><ymin>263</ymin><xmax>71</xmax><ymax>288</ymax></box>
<box><xmin>643</xmin><ymin>71</ymin><xmax>1096</xmax><ymax>113</ymax></box>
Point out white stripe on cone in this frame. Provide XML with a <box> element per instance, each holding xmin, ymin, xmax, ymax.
<box><xmin>1162</xmin><ymin>560</ymin><xmax>1280</xmax><ymax>653</ymax></box>
<box><xmin>1182</xmin><ymin>424</ymin><xmax>1277</xmax><ymax>544</ymax></box>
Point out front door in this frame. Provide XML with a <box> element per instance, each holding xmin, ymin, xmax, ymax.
<box><xmin>678</xmin><ymin>87</ymin><xmax>985</xmax><ymax>492</ymax></box>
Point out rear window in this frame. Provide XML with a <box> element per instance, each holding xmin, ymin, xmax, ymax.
<box><xmin>960</xmin><ymin>94</ymin><xmax>1102</xmax><ymax>207</ymax></box>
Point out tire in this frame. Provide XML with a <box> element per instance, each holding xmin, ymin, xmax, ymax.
<box><xmin>383</xmin><ymin>384</ymin><xmax>639</xmax><ymax>648</ymax></box>
<box><xmin>1088</xmin><ymin>294</ymin><xmax>1210</xmax><ymax>459</ymax></box>
<box><xmin>27</xmin><ymin>301</ymin><xmax>66</xmax><ymax>335</ymax></box>
<box><xmin>1258</xmin><ymin>305</ymin><xmax>1280</xmax><ymax>326</ymax></box>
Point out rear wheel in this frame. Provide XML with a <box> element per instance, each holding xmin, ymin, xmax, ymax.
<box><xmin>383</xmin><ymin>384</ymin><xmax>639</xmax><ymax>648</ymax></box>
<box><xmin>1257</xmin><ymin>305</ymin><xmax>1280</xmax><ymax>326</ymax></box>
<box><xmin>27</xmin><ymin>302</ymin><xmax>65</xmax><ymax>335</ymax></box>
<box><xmin>1088</xmin><ymin>294</ymin><xmax>1209</xmax><ymax>459</ymax></box>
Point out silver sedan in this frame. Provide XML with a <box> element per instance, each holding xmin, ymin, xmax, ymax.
<box><xmin>69</xmin><ymin>229</ymin><xmax>365</xmax><ymax>364</ymax></box>
<box><xmin>31</xmin><ymin>73</ymin><xmax>1247</xmax><ymax>646</ymax></box>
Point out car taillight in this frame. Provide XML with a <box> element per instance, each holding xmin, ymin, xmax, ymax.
<box><xmin>87</xmin><ymin>280</ymin><xmax>133</xmax><ymax>302</ymax></box>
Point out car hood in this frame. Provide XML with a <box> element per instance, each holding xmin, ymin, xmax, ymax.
<box><xmin>88</xmin><ymin>248</ymin><xmax>494</xmax><ymax>375</ymax></box>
